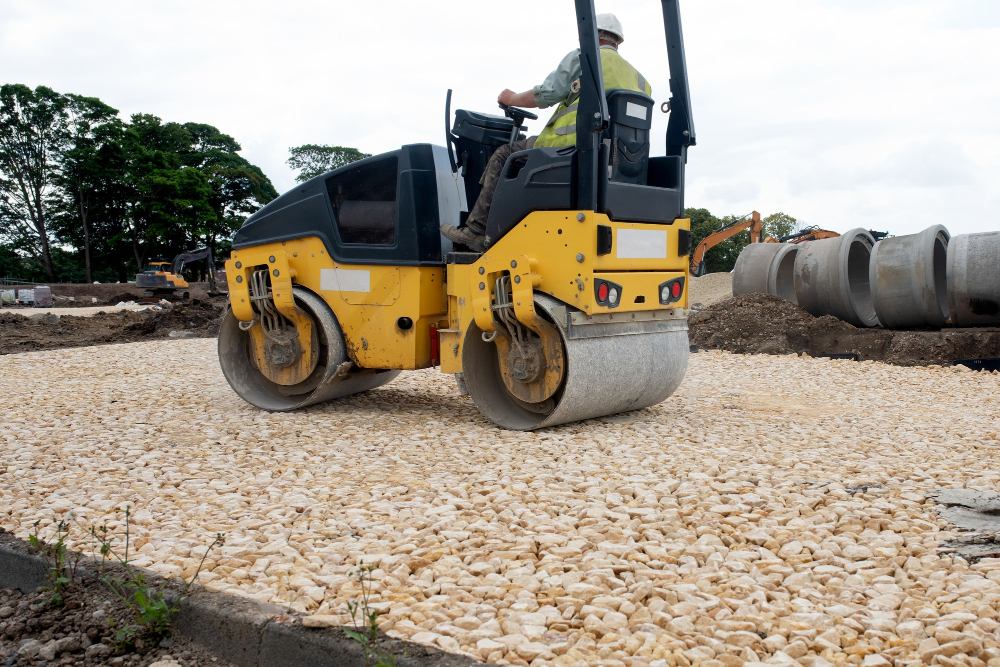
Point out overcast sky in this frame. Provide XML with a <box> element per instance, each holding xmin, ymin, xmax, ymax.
<box><xmin>3</xmin><ymin>0</ymin><xmax>999</xmax><ymax>236</ymax></box>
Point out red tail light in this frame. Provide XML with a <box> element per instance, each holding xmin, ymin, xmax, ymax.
<box><xmin>658</xmin><ymin>277</ymin><xmax>685</xmax><ymax>305</ymax></box>
<box><xmin>594</xmin><ymin>279</ymin><xmax>623</xmax><ymax>309</ymax></box>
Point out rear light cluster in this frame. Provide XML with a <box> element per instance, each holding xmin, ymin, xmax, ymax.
<box><xmin>659</xmin><ymin>277</ymin><xmax>685</xmax><ymax>305</ymax></box>
<box><xmin>594</xmin><ymin>278</ymin><xmax>623</xmax><ymax>309</ymax></box>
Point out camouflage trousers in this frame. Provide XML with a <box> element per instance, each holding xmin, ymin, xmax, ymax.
<box><xmin>465</xmin><ymin>136</ymin><xmax>536</xmax><ymax>232</ymax></box>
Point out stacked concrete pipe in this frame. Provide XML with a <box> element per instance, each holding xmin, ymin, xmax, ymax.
<box><xmin>732</xmin><ymin>243</ymin><xmax>799</xmax><ymax>304</ymax></box>
<box><xmin>794</xmin><ymin>228</ymin><xmax>879</xmax><ymax>327</ymax></box>
<box><xmin>947</xmin><ymin>231</ymin><xmax>1000</xmax><ymax>326</ymax></box>
<box><xmin>869</xmin><ymin>225</ymin><xmax>950</xmax><ymax>329</ymax></box>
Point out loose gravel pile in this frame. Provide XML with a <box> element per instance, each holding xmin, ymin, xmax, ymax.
<box><xmin>2</xmin><ymin>340</ymin><xmax>1000</xmax><ymax>667</ymax></box>
<box><xmin>688</xmin><ymin>273</ymin><xmax>732</xmax><ymax>310</ymax></box>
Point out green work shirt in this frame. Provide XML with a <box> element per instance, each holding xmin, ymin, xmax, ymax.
<box><xmin>533</xmin><ymin>46</ymin><xmax>651</xmax><ymax>148</ymax></box>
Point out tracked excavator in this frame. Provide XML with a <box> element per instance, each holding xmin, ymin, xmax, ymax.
<box><xmin>218</xmin><ymin>0</ymin><xmax>696</xmax><ymax>430</ymax></box>
<box><xmin>136</xmin><ymin>247</ymin><xmax>221</xmax><ymax>300</ymax></box>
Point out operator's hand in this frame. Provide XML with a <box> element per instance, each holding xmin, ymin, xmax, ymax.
<box><xmin>498</xmin><ymin>89</ymin><xmax>517</xmax><ymax>106</ymax></box>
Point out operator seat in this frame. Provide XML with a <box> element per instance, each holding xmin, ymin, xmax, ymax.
<box><xmin>603</xmin><ymin>89</ymin><xmax>653</xmax><ymax>185</ymax></box>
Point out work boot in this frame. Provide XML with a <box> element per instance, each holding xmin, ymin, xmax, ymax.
<box><xmin>440</xmin><ymin>223</ymin><xmax>486</xmax><ymax>253</ymax></box>
<box><xmin>466</xmin><ymin>215</ymin><xmax>486</xmax><ymax>235</ymax></box>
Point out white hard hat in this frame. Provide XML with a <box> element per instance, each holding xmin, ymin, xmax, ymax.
<box><xmin>596</xmin><ymin>13</ymin><xmax>624</xmax><ymax>43</ymax></box>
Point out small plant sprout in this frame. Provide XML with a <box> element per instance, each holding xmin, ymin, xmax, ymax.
<box><xmin>344</xmin><ymin>562</ymin><xmax>396</xmax><ymax>667</ymax></box>
<box><xmin>28</xmin><ymin>514</ymin><xmax>83</xmax><ymax>606</ymax></box>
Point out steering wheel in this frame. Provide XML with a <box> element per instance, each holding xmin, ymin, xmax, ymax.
<box><xmin>498</xmin><ymin>102</ymin><xmax>538</xmax><ymax>123</ymax></box>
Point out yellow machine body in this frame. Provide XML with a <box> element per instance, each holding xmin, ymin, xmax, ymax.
<box><xmin>227</xmin><ymin>237</ymin><xmax>446</xmax><ymax>371</ymax></box>
<box><xmin>146</xmin><ymin>262</ymin><xmax>190</xmax><ymax>289</ymax></box>
<box><xmin>224</xmin><ymin>212</ymin><xmax>689</xmax><ymax>377</ymax></box>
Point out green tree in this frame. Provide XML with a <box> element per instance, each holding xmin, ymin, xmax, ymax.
<box><xmin>287</xmin><ymin>145</ymin><xmax>370</xmax><ymax>183</ymax></box>
<box><xmin>116</xmin><ymin>115</ymin><xmax>277</xmax><ymax>270</ymax></box>
<box><xmin>2</xmin><ymin>86</ymin><xmax>277</xmax><ymax>281</ymax></box>
<box><xmin>0</xmin><ymin>84</ymin><xmax>67</xmax><ymax>281</ymax></box>
<box><xmin>181</xmin><ymin>122</ymin><xmax>277</xmax><ymax>255</ymax></box>
<box><xmin>51</xmin><ymin>94</ymin><xmax>122</xmax><ymax>282</ymax></box>
<box><xmin>761</xmin><ymin>211</ymin><xmax>799</xmax><ymax>241</ymax></box>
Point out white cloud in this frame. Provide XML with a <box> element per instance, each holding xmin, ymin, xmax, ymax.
<box><xmin>1</xmin><ymin>0</ymin><xmax>998</xmax><ymax>237</ymax></box>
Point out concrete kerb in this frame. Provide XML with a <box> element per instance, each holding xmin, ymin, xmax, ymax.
<box><xmin>0</xmin><ymin>531</ymin><xmax>490</xmax><ymax>667</ymax></box>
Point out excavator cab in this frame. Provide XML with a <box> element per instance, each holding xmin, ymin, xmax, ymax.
<box><xmin>136</xmin><ymin>259</ymin><xmax>190</xmax><ymax>298</ymax></box>
<box><xmin>220</xmin><ymin>0</ymin><xmax>697</xmax><ymax>430</ymax></box>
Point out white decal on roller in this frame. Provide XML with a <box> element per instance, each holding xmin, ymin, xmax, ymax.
<box><xmin>625</xmin><ymin>102</ymin><xmax>647</xmax><ymax>120</ymax></box>
<box><xmin>320</xmin><ymin>268</ymin><xmax>370</xmax><ymax>292</ymax></box>
<box><xmin>617</xmin><ymin>229</ymin><xmax>667</xmax><ymax>259</ymax></box>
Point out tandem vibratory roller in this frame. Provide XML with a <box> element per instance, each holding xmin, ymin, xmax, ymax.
<box><xmin>218</xmin><ymin>0</ymin><xmax>697</xmax><ymax>430</ymax></box>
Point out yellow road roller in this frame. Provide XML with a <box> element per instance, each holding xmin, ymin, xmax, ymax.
<box><xmin>219</xmin><ymin>0</ymin><xmax>697</xmax><ymax>430</ymax></box>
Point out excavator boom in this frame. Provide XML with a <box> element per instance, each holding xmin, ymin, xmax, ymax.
<box><xmin>690</xmin><ymin>211</ymin><xmax>762</xmax><ymax>276</ymax></box>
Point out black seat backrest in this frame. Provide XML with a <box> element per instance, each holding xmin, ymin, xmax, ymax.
<box><xmin>604</xmin><ymin>89</ymin><xmax>653</xmax><ymax>185</ymax></box>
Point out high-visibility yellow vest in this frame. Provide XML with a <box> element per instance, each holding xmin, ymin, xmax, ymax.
<box><xmin>534</xmin><ymin>47</ymin><xmax>651</xmax><ymax>148</ymax></box>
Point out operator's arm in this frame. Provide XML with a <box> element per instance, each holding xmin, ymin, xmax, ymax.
<box><xmin>498</xmin><ymin>89</ymin><xmax>538</xmax><ymax>108</ymax></box>
<box><xmin>497</xmin><ymin>49</ymin><xmax>582</xmax><ymax>110</ymax></box>
<box><xmin>532</xmin><ymin>48</ymin><xmax>582</xmax><ymax>109</ymax></box>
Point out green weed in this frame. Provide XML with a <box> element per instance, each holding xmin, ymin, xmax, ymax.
<box><xmin>345</xmin><ymin>562</ymin><xmax>396</xmax><ymax>667</ymax></box>
<box><xmin>28</xmin><ymin>516</ymin><xmax>83</xmax><ymax>606</ymax></box>
<box><xmin>88</xmin><ymin>505</ymin><xmax>223</xmax><ymax>649</ymax></box>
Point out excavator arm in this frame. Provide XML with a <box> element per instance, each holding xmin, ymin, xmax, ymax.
<box><xmin>690</xmin><ymin>211</ymin><xmax>761</xmax><ymax>276</ymax></box>
<box><xmin>171</xmin><ymin>247</ymin><xmax>220</xmax><ymax>294</ymax></box>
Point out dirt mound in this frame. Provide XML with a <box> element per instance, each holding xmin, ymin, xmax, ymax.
<box><xmin>689</xmin><ymin>293</ymin><xmax>1000</xmax><ymax>366</ymax></box>
<box><xmin>0</xmin><ymin>299</ymin><xmax>226</xmax><ymax>355</ymax></box>
<box><xmin>103</xmin><ymin>291</ymin><xmax>145</xmax><ymax>305</ymax></box>
<box><xmin>27</xmin><ymin>282</ymin><xmax>225</xmax><ymax>307</ymax></box>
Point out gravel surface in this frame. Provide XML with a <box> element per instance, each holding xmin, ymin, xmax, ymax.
<box><xmin>2</xmin><ymin>340</ymin><xmax>1000</xmax><ymax>667</ymax></box>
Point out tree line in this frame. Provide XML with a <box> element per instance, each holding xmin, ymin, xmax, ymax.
<box><xmin>0</xmin><ymin>84</ymin><xmax>278</xmax><ymax>283</ymax></box>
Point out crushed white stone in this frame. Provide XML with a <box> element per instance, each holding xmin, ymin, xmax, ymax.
<box><xmin>2</xmin><ymin>339</ymin><xmax>999</xmax><ymax>667</ymax></box>
<box><xmin>688</xmin><ymin>272</ymin><xmax>732</xmax><ymax>309</ymax></box>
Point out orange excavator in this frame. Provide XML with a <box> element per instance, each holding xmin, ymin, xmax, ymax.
<box><xmin>779</xmin><ymin>226</ymin><xmax>840</xmax><ymax>244</ymax></box>
<box><xmin>690</xmin><ymin>211</ymin><xmax>771</xmax><ymax>276</ymax></box>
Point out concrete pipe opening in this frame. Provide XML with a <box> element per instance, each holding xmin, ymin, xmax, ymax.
<box><xmin>767</xmin><ymin>245</ymin><xmax>799</xmax><ymax>305</ymax></box>
<box><xmin>947</xmin><ymin>231</ymin><xmax>1000</xmax><ymax>327</ymax></box>
<box><xmin>869</xmin><ymin>225</ymin><xmax>950</xmax><ymax>329</ymax></box>
<box><xmin>847</xmin><ymin>238</ymin><xmax>877</xmax><ymax>325</ymax></box>
<box><xmin>794</xmin><ymin>229</ymin><xmax>879</xmax><ymax>327</ymax></box>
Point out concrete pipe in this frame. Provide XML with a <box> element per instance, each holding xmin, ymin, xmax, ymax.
<box><xmin>794</xmin><ymin>228</ymin><xmax>879</xmax><ymax>327</ymax></box>
<box><xmin>947</xmin><ymin>231</ymin><xmax>1000</xmax><ymax>327</ymax></box>
<box><xmin>869</xmin><ymin>225</ymin><xmax>950</xmax><ymax>329</ymax></box>
<box><xmin>733</xmin><ymin>244</ymin><xmax>799</xmax><ymax>304</ymax></box>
